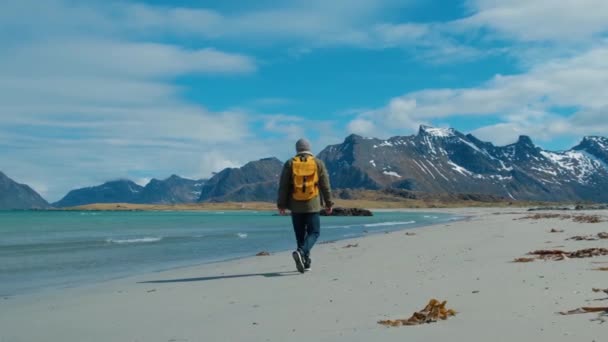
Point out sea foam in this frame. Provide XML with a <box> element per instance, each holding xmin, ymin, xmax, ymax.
<box><xmin>106</xmin><ymin>237</ymin><xmax>163</xmax><ymax>244</ymax></box>
<box><xmin>363</xmin><ymin>221</ymin><xmax>415</xmax><ymax>227</ymax></box>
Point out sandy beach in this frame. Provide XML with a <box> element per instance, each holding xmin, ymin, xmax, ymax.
<box><xmin>1</xmin><ymin>207</ymin><xmax>607</xmax><ymax>342</ymax></box>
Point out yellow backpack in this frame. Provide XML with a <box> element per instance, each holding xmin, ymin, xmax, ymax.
<box><xmin>291</xmin><ymin>155</ymin><xmax>319</xmax><ymax>201</ymax></box>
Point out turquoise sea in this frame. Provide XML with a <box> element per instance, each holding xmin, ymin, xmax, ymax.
<box><xmin>0</xmin><ymin>210</ymin><xmax>457</xmax><ymax>295</ymax></box>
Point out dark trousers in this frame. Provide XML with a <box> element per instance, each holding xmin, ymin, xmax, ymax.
<box><xmin>291</xmin><ymin>212</ymin><xmax>320</xmax><ymax>258</ymax></box>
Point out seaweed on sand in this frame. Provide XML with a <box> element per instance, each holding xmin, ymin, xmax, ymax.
<box><xmin>378</xmin><ymin>299</ymin><xmax>456</xmax><ymax>327</ymax></box>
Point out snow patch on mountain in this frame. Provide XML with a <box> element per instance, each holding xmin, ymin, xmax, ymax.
<box><xmin>447</xmin><ymin>160</ymin><xmax>473</xmax><ymax>176</ymax></box>
<box><xmin>540</xmin><ymin>150</ymin><xmax>602</xmax><ymax>184</ymax></box>
<box><xmin>578</xmin><ymin>150</ymin><xmax>608</xmax><ymax>171</ymax></box>
<box><xmin>383</xmin><ymin>171</ymin><xmax>402</xmax><ymax>178</ymax></box>
<box><xmin>412</xmin><ymin>160</ymin><xmax>436</xmax><ymax>179</ymax></box>
<box><xmin>426</xmin><ymin>160</ymin><xmax>449</xmax><ymax>181</ymax></box>
<box><xmin>421</xmin><ymin>126</ymin><xmax>455</xmax><ymax>138</ymax></box>
<box><xmin>499</xmin><ymin>160</ymin><xmax>513</xmax><ymax>172</ymax></box>
<box><xmin>530</xmin><ymin>167</ymin><xmax>558</xmax><ymax>176</ymax></box>
<box><xmin>587</xmin><ymin>136</ymin><xmax>607</xmax><ymax>150</ymax></box>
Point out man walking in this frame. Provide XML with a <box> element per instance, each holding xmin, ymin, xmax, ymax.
<box><xmin>277</xmin><ymin>138</ymin><xmax>333</xmax><ymax>273</ymax></box>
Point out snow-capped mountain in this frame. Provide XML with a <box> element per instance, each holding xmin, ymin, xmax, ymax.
<box><xmin>30</xmin><ymin>128</ymin><xmax>608</xmax><ymax>208</ymax></box>
<box><xmin>318</xmin><ymin>125</ymin><xmax>608</xmax><ymax>202</ymax></box>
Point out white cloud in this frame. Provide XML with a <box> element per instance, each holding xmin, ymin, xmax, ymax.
<box><xmin>4</xmin><ymin>0</ymin><xmax>489</xmax><ymax>62</ymax></box>
<box><xmin>119</xmin><ymin>0</ymin><xmax>394</xmax><ymax>43</ymax></box>
<box><xmin>1</xmin><ymin>39</ymin><xmax>255</xmax><ymax>81</ymax></box>
<box><xmin>464</xmin><ymin>0</ymin><xmax>608</xmax><ymax>42</ymax></box>
<box><xmin>261</xmin><ymin>115</ymin><xmax>306</xmax><ymax>140</ymax></box>
<box><xmin>347</xmin><ymin>118</ymin><xmax>377</xmax><ymax>137</ymax></box>
<box><xmin>347</xmin><ymin>43</ymin><xmax>608</xmax><ymax>143</ymax></box>
<box><xmin>3</xmin><ymin>0</ymin><xmax>608</xmax><ymax>201</ymax></box>
<box><xmin>0</xmin><ymin>0</ymin><xmax>263</xmax><ymax>201</ymax></box>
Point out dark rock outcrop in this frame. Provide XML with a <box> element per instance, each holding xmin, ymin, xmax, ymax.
<box><xmin>574</xmin><ymin>203</ymin><xmax>608</xmax><ymax>210</ymax></box>
<box><xmin>320</xmin><ymin>207</ymin><xmax>373</xmax><ymax>216</ymax></box>
<box><xmin>0</xmin><ymin>171</ymin><xmax>50</xmax><ymax>210</ymax></box>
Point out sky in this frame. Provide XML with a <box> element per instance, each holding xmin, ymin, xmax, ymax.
<box><xmin>1</xmin><ymin>0</ymin><xmax>608</xmax><ymax>201</ymax></box>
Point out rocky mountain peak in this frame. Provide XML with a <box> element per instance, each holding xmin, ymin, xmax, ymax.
<box><xmin>0</xmin><ymin>171</ymin><xmax>50</xmax><ymax>209</ymax></box>
<box><xmin>573</xmin><ymin>136</ymin><xmax>608</xmax><ymax>165</ymax></box>
<box><xmin>516</xmin><ymin>135</ymin><xmax>535</xmax><ymax>147</ymax></box>
<box><xmin>574</xmin><ymin>136</ymin><xmax>608</xmax><ymax>151</ymax></box>
<box><xmin>417</xmin><ymin>125</ymin><xmax>456</xmax><ymax>138</ymax></box>
<box><xmin>166</xmin><ymin>174</ymin><xmax>183</xmax><ymax>181</ymax></box>
<box><xmin>343</xmin><ymin>133</ymin><xmax>365</xmax><ymax>144</ymax></box>
<box><xmin>198</xmin><ymin>157</ymin><xmax>283</xmax><ymax>202</ymax></box>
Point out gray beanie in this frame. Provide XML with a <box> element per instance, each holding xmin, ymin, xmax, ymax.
<box><xmin>295</xmin><ymin>138</ymin><xmax>312</xmax><ymax>153</ymax></box>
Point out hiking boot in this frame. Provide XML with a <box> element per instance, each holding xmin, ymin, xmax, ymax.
<box><xmin>304</xmin><ymin>256</ymin><xmax>311</xmax><ymax>272</ymax></box>
<box><xmin>292</xmin><ymin>250</ymin><xmax>305</xmax><ymax>273</ymax></box>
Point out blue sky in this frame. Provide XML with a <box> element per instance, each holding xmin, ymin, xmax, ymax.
<box><xmin>1</xmin><ymin>0</ymin><xmax>608</xmax><ymax>201</ymax></box>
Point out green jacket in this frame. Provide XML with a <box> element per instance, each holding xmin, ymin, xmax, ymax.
<box><xmin>277</xmin><ymin>153</ymin><xmax>334</xmax><ymax>213</ymax></box>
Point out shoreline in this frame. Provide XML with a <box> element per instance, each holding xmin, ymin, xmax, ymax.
<box><xmin>2</xmin><ymin>209</ymin><xmax>459</xmax><ymax>298</ymax></box>
<box><xmin>1</xmin><ymin>207</ymin><xmax>607</xmax><ymax>341</ymax></box>
<box><xmin>29</xmin><ymin>197</ymin><xmax>556</xmax><ymax>211</ymax></box>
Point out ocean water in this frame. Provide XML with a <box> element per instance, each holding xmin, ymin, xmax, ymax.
<box><xmin>0</xmin><ymin>210</ymin><xmax>457</xmax><ymax>295</ymax></box>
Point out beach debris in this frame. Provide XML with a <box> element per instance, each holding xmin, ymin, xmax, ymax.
<box><xmin>524</xmin><ymin>248</ymin><xmax>608</xmax><ymax>261</ymax></box>
<box><xmin>377</xmin><ymin>299</ymin><xmax>456</xmax><ymax>327</ymax></box>
<box><xmin>147</xmin><ymin>289</ymin><xmax>157</xmax><ymax>293</ymax></box>
<box><xmin>568</xmin><ymin>232</ymin><xmax>608</xmax><ymax>241</ymax></box>
<box><xmin>320</xmin><ymin>207</ymin><xmax>373</xmax><ymax>216</ymax></box>
<box><xmin>559</xmin><ymin>290</ymin><xmax>608</xmax><ymax>323</ymax></box>
<box><xmin>593</xmin><ymin>267</ymin><xmax>608</xmax><ymax>271</ymax></box>
<box><xmin>513</xmin><ymin>257</ymin><xmax>536</xmax><ymax>263</ymax></box>
<box><xmin>573</xmin><ymin>215</ymin><xmax>603</xmax><ymax>223</ymax></box>
<box><xmin>569</xmin><ymin>235</ymin><xmax>598</xmax><ymax>241</ymax></box>
<box><xmin>593</xmin><ymin>288</ymin><xmax>608</xmax><ymax>295</ymax></box>
<box><xmin>519</xmin><ymin>213</ymin><xmax>563</xmax><ymax>220</ymax></box>
<box><xmin>343</xmin><ymin>243</ymin><xmax>359</xmax><ymax>248</ymax></box>
<box><xmin>549</xmin><ymin>228</ymin><xmax>564</xmax><ymax>233</ymax></box>
<box><xmin>559</xmin><ymin>307</ymin><xmax>608</xmax><ymax>315</ymax></box>
<box><xmin>255</xmin><ymin>251</ymin><xmax>271</xmax><ymax>256</ymax></box>
<box><xmin>518</xmin><ymin>213</ymin><xmax>605</xmax><ymax>223</ymax></box>
<box><xmin>405</xmin><ymin>232</ymin><xmax>416</xmax><ymax>236</ymax></box>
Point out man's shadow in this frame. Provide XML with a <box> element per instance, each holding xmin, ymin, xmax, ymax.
<box><xmin>138</xmin><ymin>271</ymin><xmax>299</xmax><ymax>284</ymax></box>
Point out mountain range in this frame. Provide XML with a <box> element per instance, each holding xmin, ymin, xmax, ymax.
<box><xmin>319</xmin><ymin>126</ymin><xmax>608</xmax><ymax>202</ymax></box>
<box><xmin>2</xmin><ymin>126</ymin><xmax>608</xmax><ymax>209</ymax></box>
<box><xmin>53</xmin><ymin>175</ymin><xmax>206</xmax><ymax>208</ymax></box>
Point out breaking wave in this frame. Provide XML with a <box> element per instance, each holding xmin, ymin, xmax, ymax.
<box><xmin>106</xmin><ymin>237</ymin><xmax>163</xmax><ymax>245</ymax></box>
<box><xmin>363</xmin><ymin>221</ymin><xmax>415</xmax><ymax>227</ymax></box>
